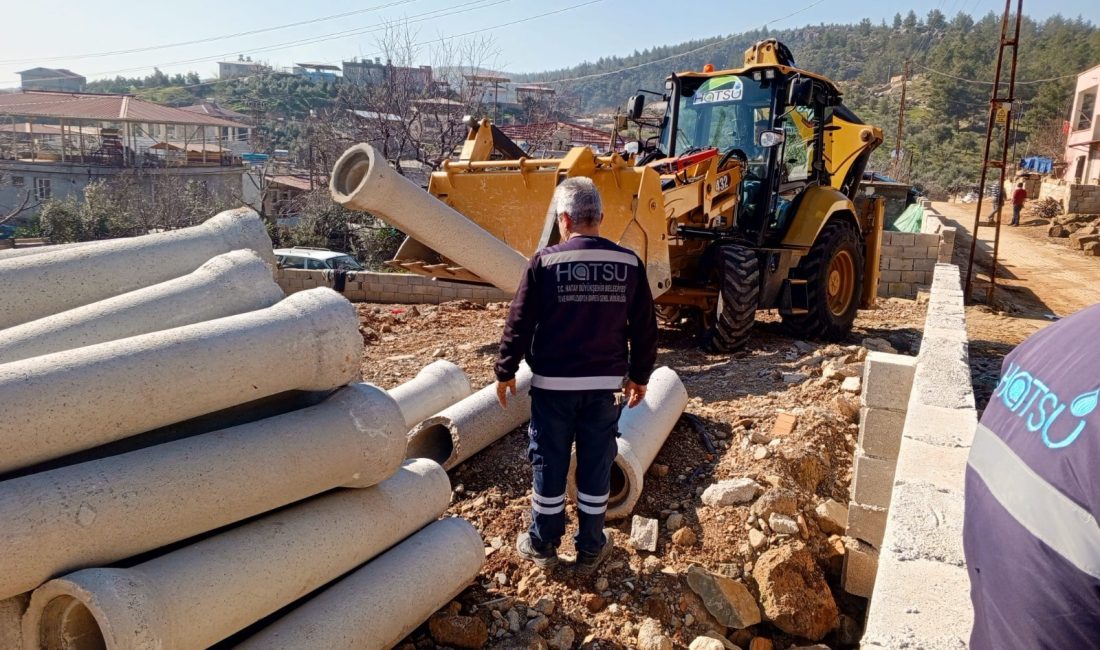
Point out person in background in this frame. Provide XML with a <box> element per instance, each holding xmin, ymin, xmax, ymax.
<box><xmin>494</xmin><ymin>177</ymin><xmax>658</xmax><ymax>574</ymax></box>
<box><xmin>963</xmin><ymin>302</ymin><xmax>1100</xmax><ymax>649</ymax></box>
<box><xmin>986</xmin><ymin>184</ymin><xmax>1003</xmax><ymax>223</ymax></box>
<box><xmin>1011</xmin><ymin>181</ymin><xmax>1027</xmax><ymax>226</ymax></box>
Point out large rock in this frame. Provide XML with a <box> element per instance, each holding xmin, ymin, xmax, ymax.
<box><xmin>782</xmin><ymin>448</ymin><xmax>829</xmax><ymax>492</ymax></box>
<box><xmin>752</xmin><ymin>542</ymin><xmax>839</xmax><ymax>641</ymax></box>
<box><xmin>429</xmin><ymin>613</ymin><xmax>489</xmax><ymax>649</ymax></box>
<box><xmin>637</xmin><ymin>618</ymin><xmax>673</xmax><ymax>650</ymax></box>
<box><xmin>631</xmin><ymin>515</ymin><xmax>659</xmax><ymax>551</ymax></box>
<box><xmin>701</xmin><ymin>479</ymin><xmax>761</xmax><ymax>507</ymax></box>
<box><xmin>685</xmin><ymin>565</ymin><xmax>762</xmax><ymax>629</ymax></box>
<box><xmin>815</xmin><ymin>499</ymin><xmax>848</xmax><ymax>535</ymax></box>
<box><xmin>1070</xmin><ymin>232</ymin><xmax>1100</xmax><ymax>250</ymax></box>
<box><xmin>689</xmin><ymin>637</ymin><xmax>727</xmax><ymax>650</ymax></box>
<box><xmin>751</xmin><ymin>488</ymin><xmax>798</xmax><ymax>519</ymax></box>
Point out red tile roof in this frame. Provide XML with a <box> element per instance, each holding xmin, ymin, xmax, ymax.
<box><xmin>0</xmin><ymin>91</ymin><xmax>249</xmax><ymax>128</ymax></box>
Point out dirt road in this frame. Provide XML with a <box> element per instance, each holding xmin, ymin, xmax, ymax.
<box><xmin>933</xmin><ymin>200</ymin><xmax>1100</xmax><ymax>408</ymax></box>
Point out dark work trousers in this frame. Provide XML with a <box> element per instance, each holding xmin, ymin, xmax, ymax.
<box><xmin>527</xmin><ymin>387</ymin><xmax>620</xmax><ymax>556</ymax></box>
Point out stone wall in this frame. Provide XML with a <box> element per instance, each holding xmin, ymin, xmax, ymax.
<box><xmin>1040</xmin><ymin>181</ymin><xmax>1100</xmax><ymax>214</ymax></box>
<box><xmin>276</xmin><ymin>268</ymin><xmax>511</xmax><ymax>305</ymax></box>
<box><xmin>860</xmin><ymin>263</ymin><xmax>977</xmax><ymax>649</ymax></box>
<box><xmin>876</xmin><ymin>201</ymin><xmax>955</xmax><ymax>300</ymax></box>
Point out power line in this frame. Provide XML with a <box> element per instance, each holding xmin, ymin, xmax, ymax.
<box><xmin>0</xmin><ymin>0</ymin><xmax>418</xmax><ymax>66</ymax></box>
<box><xmin>914</xmin><ymin>62</ymin><xmax>1078</xmax><ymax>85</ymax></box>
<box><xmin>532</xmin><ymin>0</ymin><xmax>827</xmax><ymax>86</ymax></box>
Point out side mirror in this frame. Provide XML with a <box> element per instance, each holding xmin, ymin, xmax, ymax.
<box><xmin>788</xmin><ymin>77</ymin><xmax>814</xmax><ymax>106</ymax></box>
<box><xmin>626</xmin><ymin>94</ymin><xmax>645</xmax><ymax>120</ymax></box>
<box><xmin>759</xmin><ymin>129</ymin><xmax>786</xmax><ymax>148</ymax></box>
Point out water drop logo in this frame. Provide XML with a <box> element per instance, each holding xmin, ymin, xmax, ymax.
<box><xmin>1043</xmin><ymin>387</ymin><xmax>1098</xmax><ymax>449</ymax></box>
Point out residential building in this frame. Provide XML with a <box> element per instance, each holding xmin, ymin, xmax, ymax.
<box><xmin>343</xmin><ymin>59</ymin><xmax>434</xmax><ymax>93</ymax></box>
<box><xmin>498</xmin><ymin>121</ymin><xmax>618</xmax><ymax>155</ymax></box>
<box><xmin>0</xmin><ymin>91</ymin><xmax>252</xmax><ymax>219</ymax></box>
<box><xmin>18</xmin><ymin>67</ymin><xmax>86</xmax><ymax>93</ymax></box>
<box><xmin>218</xmin><ymin>58</ymin><xmax>269</xmax><ymax>80</ymax></box>
<box><xmin>1065</xmin><ymin>63</ymin><xmax>1100</xmax><ymax>185</ymax></box>
<box><xmin>180</xmin><ymin>101</ymin><xmax>253</xmax><ymax>150</ymax></box>
<box><xmin>293</xmin><ymin>63</ymin><xmax>341</xmax><ymax>84</ymax></box>
<box><xmin>515</xmin><ymin>85</ymin><xmax>555</xmax><ymax>103</ymax></box>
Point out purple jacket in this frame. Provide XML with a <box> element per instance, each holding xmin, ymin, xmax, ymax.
<box><xmin>495</xmin><ymin>235</ymin><xmax>658</xmax><ymax>390</ymax></box>
<box><xmin>964</xmin><ymin>302</ymin><xmax>1100</xmax><ymax>649</ymax></box>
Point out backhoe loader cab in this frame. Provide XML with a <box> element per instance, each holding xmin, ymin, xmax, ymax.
<box><xmin>331</xmin><ymin>39</ymin><xmax>884</xmax><ymax>352</ymax></box>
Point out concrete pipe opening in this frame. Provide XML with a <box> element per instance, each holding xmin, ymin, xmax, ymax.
<box><xmin>332</xmin><ymin>149</ymin><xmax>372</xmax><ymax>200</ymax></box>
<box><xmin>38</xmin><ymin>595</ymin><xmax>106</xmax><ymax>650</ymax></box>
<box><xmin>608</xmin><ymin>460</ymin><xmax>630</xmax><ymax>509</ymax></box>
<box><xmin>405</xmin><ymin>420</ymin><xmax>456</xmax><ymax>466</ymax></box>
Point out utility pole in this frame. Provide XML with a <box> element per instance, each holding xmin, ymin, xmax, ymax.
<box><xmin>893</xmin><ymin>60</ymin><xmax>910</xmax><ymax>180</ymax></box>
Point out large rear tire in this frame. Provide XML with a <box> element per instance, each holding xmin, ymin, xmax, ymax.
<box><xmin>706</xmin><ymin>244</ymin><xmax>760</xmax><ymax>352</ymax></box>
<box><xmin>782</xmin><ymin>219</ymin><xmax>864</xmax><ymax>340</ymax></box>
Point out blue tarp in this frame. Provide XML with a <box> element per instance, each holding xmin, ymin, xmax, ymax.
<box><xmin>1019</xmin><ymin>156</ymin><xmax>1053</xmax><ymax>174</ymax></box>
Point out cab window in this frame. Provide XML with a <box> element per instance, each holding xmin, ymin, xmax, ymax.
<box><xmin>280</xmin><ymin>255</ymin><xmax>306</xmax><ymax>269</ymax></box>
<box><xmin>304</xmin><ymin>258</ymin><xmax>327</xmax><ymax>270</ymax></box>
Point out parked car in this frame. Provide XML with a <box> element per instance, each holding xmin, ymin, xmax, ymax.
<box><xmin>0</xmin><ymin>224</ymin><xmax>16</xmax><ymax>240</ymax></box>
<box><xmin>273</xmin><ymin>247</ymin><xmax>365</xmax><ymax>271</ymax></box>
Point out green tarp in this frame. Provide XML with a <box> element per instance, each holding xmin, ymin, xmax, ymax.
<box><xmin>888</xmin><ymin>202</ymin><xmax>924</xmax><ymax>232</ymax></box>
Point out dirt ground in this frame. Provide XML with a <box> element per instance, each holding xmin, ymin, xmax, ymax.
<box><xmin>358</xmin><ymin>296</ymin><xmax>927</xmax><ymax>650</ymax></box>
<box><xmin>931</xmin><ymin>200</ymin><xmax>1100</xmax><ymax>410</ymax></box>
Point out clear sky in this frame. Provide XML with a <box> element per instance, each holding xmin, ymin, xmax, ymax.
<box><xmin>1</xmin><ymin>0</ymin><xmax>1095</xmax><ymax>89</ymax></box>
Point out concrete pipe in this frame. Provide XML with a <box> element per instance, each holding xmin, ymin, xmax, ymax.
<box><xmin>0</xmin><ymin>287</ymin><xmax>360</xmax><ymax>474</ymax></box>
<box><xmin>21</xmin><ymin>459</ymin><xmax>451</xmax><ymax>650</ymax></box>
<box><xmin>236</xmin><ymin>517</ymin><xmax>484</xmax><ymax>650</ymax></box>
<box><xmin>389</xmin><ymin>359</ymin><xmax>473</xmax><ymax>429</ymax></box>
<box><xmin>0</xmin><ymin>207</ymin><xmax>273</xmax><ymax>329</ymax></box>
<box><xmin>0</xmin><ymin>249</ymin><xmax>283</xmax><ymax>365</ymax></box>
<box><xmin>330</xmin><ymin>143</ymin><xmax>528</xmax><ymax>294</ymax></box>
<box><xmin>406</xmin><ymin>362</ymin><xmax>532</xmax><ymax>469</ymax></box>
<box><xmin>569</xmin><ymin>366</ymin><xmax>688</xmax><ymax>520</ymax></box>
<box><xmin>0</xmin><ymin>241</ymin><xmax>92</xmax><ymax>261</ymax></box>
<box><xmin>0</xmin><ymin>382</ymin><xmax>406</xmax><ymax>600</ymax></box>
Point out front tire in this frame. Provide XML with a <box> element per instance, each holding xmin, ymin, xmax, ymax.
<box><xmin>706</xmin><ymin>244</ymin><xmax>760</xmax><ymax>352</ymax></box>
<box><xmin>782</xmin><ymin>219</ymin><xmax>864</xmax><ymax>340</ymax></box>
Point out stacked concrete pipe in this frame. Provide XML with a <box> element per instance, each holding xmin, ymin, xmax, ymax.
<box><xmin>330</xmin><ymin>142</ymin><xmax>528</xmax><ymax>294</ymax></box>
<box><xmin>0</xmin><ymin>382</ymin><xmax>406</xmax><ymax>600</ymax></box>
<box><xmin>0</xmin><ymin>249</ymin><xmax>283</xmax><ymax>364</ymax></box>
<box><xmin>568</xmin><ymin>366</ymin><xmax>688</xmax><ymax>520</ymax></box>
<box><xmin>0</xmin><ymin>287</ymin><xmax>361</xmax><ymax>474</ymax></box>
<box><xmin>388</xmin><ymin>359</ymin><xmax>473</xmax><ymax>430</ymax></box>
<box><xmin>236</xmin><ymin>517</ymin><xmax>485</xmax><ymax>650</ymax></box>
<box><xmin>0</xmin><ymin>207</ymin><xmax>273</xmax><ymax>328</ymax></box>
<box><xmin>22</xmin><ymin>459</ymin><xmax>453</xmax><ymax>650</ymax></box>
<box><xmin>406</xmin><ymin>362</ymin><xmax>533</xmax><ymax>469</ymax></box>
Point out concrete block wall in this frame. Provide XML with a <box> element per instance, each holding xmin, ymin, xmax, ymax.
<box><xmin>1040</xmin><ymin>180</ymin><xmax>1100</xmax><ymax>214</ymax></box>
<box><xmin>877</xmin><ymin>201</ymin><xmax>954</xmax><ymax>300</ymax></box>
<box><xmin>842</xmin><ymin>352</ymin><xmax>917</xmax><ymax>598</ymax></box>
<box><xmin>277</xmin><ymin>268</ymin><xmax>511</xmax><ymax>305</ymax></box>
<box><xmin>861</xmin><ymin>263</ymin><xmax>977</xmax><ymax>649</ymax></box>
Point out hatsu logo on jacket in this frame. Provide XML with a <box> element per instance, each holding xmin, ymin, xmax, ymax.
<box><xmin>993</xmin><ymin>361</ymin><xmax>1098</xmax><ymax>449</ymax></box>
<box><xmin>555</xmin><ymin>262</ymin><xmax>628</xmax><ymax>283</ymax></box>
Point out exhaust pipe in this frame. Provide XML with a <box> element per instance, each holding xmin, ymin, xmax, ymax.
<box><xmin>388</xmin><ymin>360</ymin><xmax>473</xmax><ymax>430</ymax></box>
<box><xmin>236</xmin><ymin>518</ymin><xmax>485</xmax><ymax>650</ymax></box>
<box><xmin>330</xmin><ymin>143</ymin><xmax>528</xmax><ymax>294</ymax></box>
<box><xmin>21</xmin><ymin>459</ymin><xmax>451</xmax><ymax>650</ymax></box>
<box><xmin>406</xmin><ymin>362</ymin><xmax>532</xmax><ymax>469</ymax></box>
<box><xmin>0</xmin><ymin>207</ymin><xmax>274</xmax><ymax>329</ymax></box>
<box><xmin>0</xmin><ymin>249</ymin><xmax>283</xmax><ymax>365</ymax></box>
<box><xmin>569</xmin><ymin>367</ymin><xmax>688</xmax><ymax>520</ymax></box>
<box><xmin>0</xmin><ymin>288</ymin><xmax>361</xmax><ymax>474</ymax></box>
<box><xmin>0</xmin><ymin>382</ymin><xmax>406</xmax><ymax>600</ymax></box>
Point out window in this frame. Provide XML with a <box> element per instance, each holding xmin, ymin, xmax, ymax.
<box><xmin>304</xmin><ymin>258</ymin><xmax>327</xmax><ymax>270</ymax></box>
<box><xmin>34</xmin><ymin>178</ymin><xmax>51</xmax><ymax>200</ymax></box>
<box><xmin>12</xmin><ymin>176</ymin><xmax>24</xmax><ymax>187</ymax></box>
<box><xmin>279</xmin><ymin>255</ymin><xmax>306</xmax><ymax>269</ymax></box>
<box><xmin>1074</xmin><ymin>87</ymin><xmax>1096</xmax><ymax>132</ymax></box>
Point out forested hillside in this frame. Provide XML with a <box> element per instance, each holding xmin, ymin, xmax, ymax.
<box><xmin>526</xmin><ymin>10</ymin><xmax>1100</xmax><ymax>195</ymax></box>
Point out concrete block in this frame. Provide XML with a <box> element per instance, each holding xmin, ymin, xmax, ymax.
<box><xmin>880</xmin><ymin>269</ymin><xmax>901</xmax><ymax>283</ymax></box>
<box><xmin>902</xmin><ymin>403</ymin><xmax>977</xmax><ymax>448</ymax></box>
<box><xmin>915</xmin><ymin>233</ymin><xmax>940</xmax><ymax>248</ymax></box>
<box><xmin>847</xmin><ymin>503</ymin><xmax>888</xmax><ymax>548</ymax></box>
<box><xmin>893</xmin><ymin>436</ymin><xmax>969</xmax><ymax>492</ymax></box>
<box><xmin>901</xmin><ymin>270</ymin><xmax>926</xmax><ymax>283</ymax></box>
<box><xmin>912</xmin><ymin>338</ymin><xmax>975</xmax><ymax>410</ymax></box>
<box><xmin>926</xmin><ymin>245</ymin><xmax>940</xmax><ymax>258</ymax></box>
<box><xmin>887</xmin><ymin>282</ymin><xmax>913</xmax><ymax>297</ymax></box>
<box><xmin>862</xmin><ymin>558</ymin><xmax>972</xmax><ymax>649</ymax></box>
<box><xmin>889</xmin><ymin>257</ymin><xmax>914</xmax><ymax>271</ymax></box>
<box><xmin>851</xmin><ymin>450</ymin><xmax>897</xmax><ymax>509</ymax></box>
<box><xmin>842</xmin><ymin>537</ymin><xmax>878</xmax><ymax>597</ymax></box>
<box><xmin>880</xmin><ymin>245</ymin><xmax>902</xmax><ymax>259</ymax></box>
<box><xmin>877</xmin><ymin>283</ymin><xmax>889</xmax><ymax>298</ymax></box>
<box><xmin>860</xmin><ymin>351</ymin><xmax>917</xmax><ymax>411</ymax></box>
<box><xmin>882</xmin><ymin>482</ymin><xmax>966</xmax><ymax>566</ymax></box>
<box><xmin>912</xmin><ymin>257</ymin><xmax>936</xmax><ymax>272</ymax></box>
<box><xmin>900</xmin><ymin>246</ymin><xmax>928</xmax><ymax>260</ymax></box>
<box><xmin>891</xmin><ymin>232</ymin><xmax>916</xmax><ymax>247</ymax></box>
<box><xmin>858</xmin><ymin>407</ymin><xmax>905</xmax><ymax>460</ymax></box>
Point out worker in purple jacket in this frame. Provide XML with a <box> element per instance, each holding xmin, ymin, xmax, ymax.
<box><xmin>964</xmin><ymin>302</ymin><xmax>1100</xmax><ymax>648</ymax></box>
<box><xmin>495</xmin><ymin>177</ymin><xmax>658</xmax><ymax>574</ymax></box>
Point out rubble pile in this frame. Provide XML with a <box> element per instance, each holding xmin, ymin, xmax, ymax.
<box><xmin>0</xmin><ymin>210</ymin><xmax>484</xmax><ymax>650</ymax></box>
<box><xmin>1046</xmin><ymin>212</ymin><xmax>1100</xmax><ymax>256</ymax></box>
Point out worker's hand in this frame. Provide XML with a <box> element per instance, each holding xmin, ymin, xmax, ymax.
<box><xmin>625</xmin><ymin>380</ymin><xmax>647</xmax><ymax>409</ymax></box>
<box><xmin>496</xmin><ymin>378</ymin><xmax>517</xmax><ymax>409</ymax></box>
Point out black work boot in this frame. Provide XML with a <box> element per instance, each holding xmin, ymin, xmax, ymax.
<box><xmin>575</xmin><ymin>528</ymin><xmax>614</xmax><ymax>575</ymax></box>
<box><xmin>516</xmin><ymin>532</ymin><xmax>559</xmax><ymax>569</ymax></box>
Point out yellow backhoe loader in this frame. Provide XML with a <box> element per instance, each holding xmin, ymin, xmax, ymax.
<box><xmin>332</xmin><ymin>39</ymin><xmax>885</xmax><ymax>350</ymax></box>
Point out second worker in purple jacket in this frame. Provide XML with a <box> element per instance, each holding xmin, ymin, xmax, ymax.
<box><xmin>495</xmin><ymin>176</ymin><xmax>658</xmax><ymax>573</ymax></box>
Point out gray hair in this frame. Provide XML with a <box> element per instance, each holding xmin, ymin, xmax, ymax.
<box><xmin>552</xmin><ymin>177</ymin><xmax>603</xmax><ymax>227</ymax></box>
